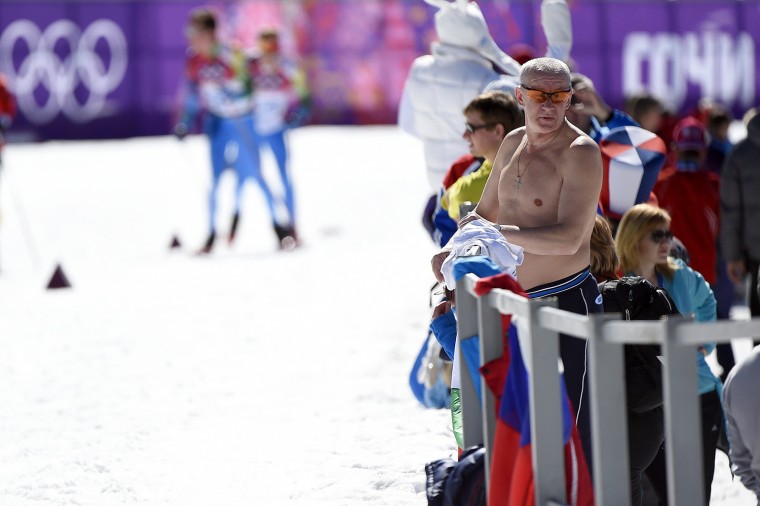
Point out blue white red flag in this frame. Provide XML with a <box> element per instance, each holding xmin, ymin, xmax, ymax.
<box><xmin>474</xmin><ymin>274</ymin><xmax>594</xmax><ymax>506</ymax></box>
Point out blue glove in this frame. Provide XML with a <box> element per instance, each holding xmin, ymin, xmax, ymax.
<box><xmin>284</xmin><ymin>105</ymin><xmax>309</xmax><ymax>128</ymax></box>
<box><xmin>173</xmin><ymin>122</ymin><xmax>189</xmax><ymax>140</ymax></box>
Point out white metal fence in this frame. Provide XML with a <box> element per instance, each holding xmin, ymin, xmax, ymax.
<box><xmin>455</xmin><ymin>271</ymin><xmax>760</xmax><ymax>506</ymax></box>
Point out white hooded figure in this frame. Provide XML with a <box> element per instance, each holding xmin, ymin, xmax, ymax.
<box><xmin>398</xmin><ymin>0</ymin><xmax>573</xmax><ymax>190</ymax></box>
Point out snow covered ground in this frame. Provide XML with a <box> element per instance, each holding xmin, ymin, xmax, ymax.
<box><xmin>0</xmin><ymin>126</ymin><xmax>756</xmax><ymax>505</ymax></box>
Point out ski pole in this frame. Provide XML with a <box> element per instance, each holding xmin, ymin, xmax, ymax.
<box><xmin>1</xmin><ymin>155</ymin><xmax>42</xmax><ymax>270</ymax></box>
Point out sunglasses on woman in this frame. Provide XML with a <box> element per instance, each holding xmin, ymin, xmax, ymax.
<box><xmin>650</xmin><ymin>229</ymin><xmax>674</xmax><ymax>244</ymax></box>
<box><xmin>520</xmin><ymin>84</ymin><xmax>573</xmax><ymax>104</ymax></box>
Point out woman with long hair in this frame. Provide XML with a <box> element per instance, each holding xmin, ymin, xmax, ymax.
<box><xmin>591</xmin><ymin>212</ymin><xmax>668</xmax><ymax>505</ymax></box>
<box><xmin>616</xmin><ymin>203</ymin><xmax>722</xmax><ymax>504</ymax></box>
<box><xmin>589</xmin><ymin>214</ymin><xmax>619</xmax><ymax>282</ymax></box>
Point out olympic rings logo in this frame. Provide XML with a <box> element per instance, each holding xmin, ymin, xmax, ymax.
<box><xmin>0</xmin><ymin>19</ymin><xmax>128</xmax><ymax>124</ymax></box>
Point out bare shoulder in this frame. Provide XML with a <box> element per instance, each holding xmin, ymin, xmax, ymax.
<box><xmin>503</xmin><ymin>126</ymin><xmax>526</xmax><ymax>148</ymax></box>
<box><xmin>564</xmin><ymin>124</ymin><xmax>601</xmax><ymax>166</ymax></box>
<box><xmin>564</xmin><ymin>121</ymin><xmax>597</xmax><ymax>148</ymax></box>
<box><xmin>493</xmin><ymin>126</ymin><xmax>525</xmax><ymax>167</ymax></box>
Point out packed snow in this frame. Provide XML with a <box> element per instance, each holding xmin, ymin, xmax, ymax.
<box><xmin>0</xmin><ymin>126</ymin><xmax>755</xmax><ymax>505</ymax></box>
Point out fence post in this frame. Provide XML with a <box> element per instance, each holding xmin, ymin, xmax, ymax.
<box><xmin>456</xmin><ymin>274</ymin><xmax>484</xmax><ymax>450</ymax></box>
<box><xmin>591</xmin><ymin>316</ymin><xmax>632</xmax><ymax>506</ymax></box>
<box><xmin>526</xmin><ymin>298</ymin><xmax>567</xmax><ymax>505</ymax></box>
<box><xmin>478</xmin><ymin>289</ymin><xmax>505</xmax><ymax>495</ymax></box>
<box><xmin>662</xmin><ymin>317</ymin><xmax>704</xmax><ymax>506</ymax></box>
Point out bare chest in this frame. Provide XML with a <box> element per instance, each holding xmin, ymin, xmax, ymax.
<box><xmin>497</xmin><ymin>155</ymin><xmax>563</xmax><ymax>226</ymax></box>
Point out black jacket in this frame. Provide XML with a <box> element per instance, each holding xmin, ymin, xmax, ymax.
<box><xmin>721</xmin><ymin>113</ymin><xmax>760</xmax><ymax>261</ymax></box>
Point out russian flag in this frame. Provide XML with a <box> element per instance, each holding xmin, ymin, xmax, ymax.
<box><xmin>474</xmin><ymin>274</ymin><xmax>594</xmax><ymax>506</ymax></box>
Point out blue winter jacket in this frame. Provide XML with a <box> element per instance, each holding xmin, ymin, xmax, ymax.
<box><xmin>590</xmin><ymin>109</ymin><xmax>639</xmax><ymax>143</ymax></box>
<box><xmin>657</xmin><ymin>258</ymin><xmax>722</xmax><ymax>396</ymax></box>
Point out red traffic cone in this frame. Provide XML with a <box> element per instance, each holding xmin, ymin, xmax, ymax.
<box><xmin>46</xmin><ymin>263</ymin><xmax>71</xmax><ymax>290</ymax></box>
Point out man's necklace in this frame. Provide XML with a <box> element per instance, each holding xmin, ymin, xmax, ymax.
<box><xmin>514</xmin><ymin>127</ymin><xmax>563</xmax><ymax>191</ymax></box>
<box><xmin>514</xmin><ymin>139</ymin><xmax>533</xmax><ymax>191</ymax></box>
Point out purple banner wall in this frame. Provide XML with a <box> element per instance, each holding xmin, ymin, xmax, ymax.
<box><xmin>0</xmin><ymin>0</ymin><xmax>758</xmax><ymax>141</ymax></box>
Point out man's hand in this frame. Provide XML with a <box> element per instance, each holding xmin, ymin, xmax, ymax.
<box><xmin>285</xmin><ymin>105</ymin><xmax>309</xmax><ymax>128</ymax></box>
<box><xmin>496</xmin><ymin>224</ymin><xmax>520</xmax><ymax>236</ymax></box>
<box><xmin>458</xmin><ymin>211</ymin><xmax>482</xmax><ymax>229</ymax></box>
<box><xmin>173</xmin><ymin>122</ymin><xmax>189</xmax><ymax>141</ymax></box>
<box><xmin>571</xmin><ymin>87</ymin><xmax>611</xmax><ymax>121</ymax></box>
<box><xmin>431</xmin><ymin>248</ymin><xmax>451</xmax><ymax>284</ymax></box>
<box><xmin>727</xmin><ymin>259</ymin><xmax>747</xmax><ymax>285</ymax></box>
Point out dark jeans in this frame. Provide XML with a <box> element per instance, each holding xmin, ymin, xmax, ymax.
<box><xmin>749</xmin><ymin>257</ymin><xmax>760</xmax><ymax>318</ymax></box>
<box><xmin>643</xmin><ymin>389</ymin><xmax>724</xmax><ymax>505</ymax></box>
<box><xmin>714</xmin><ymin>255</ymin><xmax>760</xmax><ymax>381</ymax></box>
<box><xmin>713</xmin><ymin>256</ymin><xmax>737</xmax><ymax>380</ymax></box>
<box><xmin>746</xmin><ymin>257</ymin><xmax>760</xmax><ymax>348</ymax></box>
<box><xmin>629</xmin><ymin>407</ymin><xmax>666</xmax><ymax>506</ymax></box>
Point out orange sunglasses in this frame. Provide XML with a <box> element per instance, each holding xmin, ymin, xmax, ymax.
<box><xmin>520</xmin><ymin>84</ymin><xmax>573</xmax><ymax>104</ymax></box>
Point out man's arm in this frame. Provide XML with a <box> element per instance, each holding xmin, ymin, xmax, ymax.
<box><xmin>500</xmin><ymin>136</ymin><xmax>602</xmax><ymax>255</ymax></box>
<box><xmin>174</xmin><ymin>61</ymin><xmax>199</xmax><ymax>139</ymax></box>
<box><xmin>430</xmin><ymin>131</ymin><xmax>522</xmax><ymax>283</ymax></box>
<box><xmin>541</xmin><ymin>0</ymin><xmax>572</xmax><ymax>62</ymax></box>
<box><xmin>723</xmin><ymin>380</ymin><xmax>760</xmax><ymax>496</ymax></box>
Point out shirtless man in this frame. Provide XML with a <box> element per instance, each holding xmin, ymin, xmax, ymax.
<box><xmin>431</xmin><ymin>57</ymin><xmax>603</xmax><ymax>469</ymax></box>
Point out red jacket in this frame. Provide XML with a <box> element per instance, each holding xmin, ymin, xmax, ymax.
<box><xmin>653</xmin><ymin>168</ymin><xmax>720</xmax><ymax>284</ymax></box>
<box><xmin>442</xmin><ymin>154</ymin><xmax>480</xmax><ymax>189</ymax></box>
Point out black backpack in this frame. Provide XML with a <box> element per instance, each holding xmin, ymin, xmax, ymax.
<box><xmin>425</xmin><ymin>446</ymin><xmax>485</xmax><ymax>506</ymax></box>
<box><xmin>598</xmin><ymin>276</ymin><xmax>681</xmax><ymax>413</ymax></box>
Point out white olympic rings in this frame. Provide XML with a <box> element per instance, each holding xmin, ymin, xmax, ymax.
<box><xmin>0</xmin><ymin>19</ymin><xmax>128</xmax><ymax>124</ymax></box>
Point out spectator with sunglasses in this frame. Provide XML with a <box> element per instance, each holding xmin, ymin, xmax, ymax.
<box><xmin>652</xmin><ymin>116</ymin><xmax>738</xmax><ymax>384</ymax></box>
<box><xmin>426</xmin><ymin>91</ymin><xmax>523</xmax><ymax>247</ymax></box>
<box><xmin>414</xmin><ymin>90</ymin><xmax>522</xmax><ymax>415</ymax></box>
<box><xmin>616</xmin><ymin>203</ymin><xmax>724</xmax><ymax>503</ymax></box>
<box><xmin>432</xmin><ymin>57</ymin><xmax>603</xmax><ymax>472</ymax></box>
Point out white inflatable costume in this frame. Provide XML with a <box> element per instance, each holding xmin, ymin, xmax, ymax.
<box><xmin>398</xmin><ymin>0</ymin><xmax>573</xmax><ymax>189</ymax></box>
